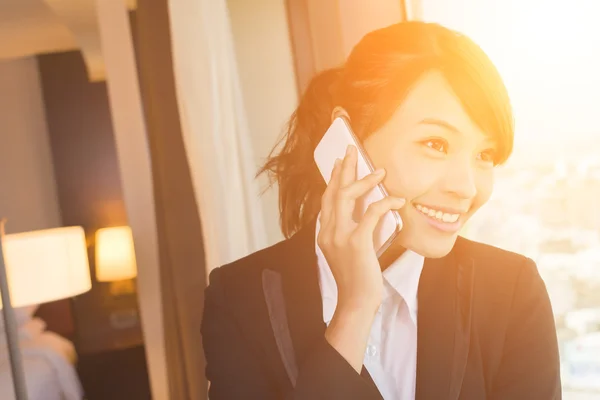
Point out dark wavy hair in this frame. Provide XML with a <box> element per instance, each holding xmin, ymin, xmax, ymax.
<box><xmin>258</xmin><ymin>21</ymin><xmax>514</xmax><ymax>238</ymax></box>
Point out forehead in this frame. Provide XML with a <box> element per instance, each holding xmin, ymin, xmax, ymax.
<box><xmin>386</xmin><ymin>70</ymin><xmax>491</xmax><ymax>144</ymax></box>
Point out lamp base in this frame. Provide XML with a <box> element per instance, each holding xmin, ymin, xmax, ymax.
<box><xmin>108</xmin><ymin>279</ymin><xmax>136</xmax><ymax>296</ymax></box>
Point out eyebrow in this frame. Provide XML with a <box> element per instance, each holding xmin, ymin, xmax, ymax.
<box><xmin>418</xmin><ymin>118</ymin><xmax>462</xmax><ymax>135</ymax></box>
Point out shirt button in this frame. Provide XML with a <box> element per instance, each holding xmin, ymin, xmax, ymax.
<box><xmin>366</xmin><ymin>344</ymin><xmax>377</xmax><ymax>357</ymax></box>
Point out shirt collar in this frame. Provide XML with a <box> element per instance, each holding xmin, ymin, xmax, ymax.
<box><xmin>315</xmin><ymin>217</ymin><xmax>424</xmax><ymax>325</ymax></box>
<box><xmin>382</xmin><ymin>250</ymin><xmax>424</xmax><ymax>323</ymax></box>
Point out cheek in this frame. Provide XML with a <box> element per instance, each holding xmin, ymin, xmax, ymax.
<box><xmin>382</xmin><ymin>155</ymin><xmax>441</xmax><ymax>199</ymax></box>
<box><xmin>470</xmin><ymin>172</ymin><xmax>494</xmax><ymax>213</ymax></box>
<box><xmin>363</xmin><ymin>135</ymin><xmax>443</xmax><ymax>200</ymax></box>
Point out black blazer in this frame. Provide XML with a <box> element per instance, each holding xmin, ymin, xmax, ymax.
<box><xmin>201</xmin><ymin>221</ymin><xmax>562</xmax><ymax>399</ymax></box>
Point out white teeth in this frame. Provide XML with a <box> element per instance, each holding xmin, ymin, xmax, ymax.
<box><xmin>443</xmin><ymin>213</ymin><xmax>460</xmax><ymax>223</ymax></box>
<box><xmin>415</xmin><ymin>204</ymin><xmax>460</xmax><ymax>223</ymax></box>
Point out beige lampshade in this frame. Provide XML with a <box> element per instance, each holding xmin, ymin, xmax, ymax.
<box><xmin>0</xmin><ymin>226</ymin><xmax>92</xmax><ymax>309</ymax></box>
<box><xmin>95</xmin><ymin>226</ymin><xmax>137</xmax><ymax>282</ymax></box>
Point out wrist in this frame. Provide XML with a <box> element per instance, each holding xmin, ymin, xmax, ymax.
<box><xmin>337</xmin><ymin>293</ymin><xmax>381</xmax><ymax>316</ymax></box>
<box><xmin>325</xmin><ymin>303</ymin><xmax>377</xmax><ymax>373</ymax></box>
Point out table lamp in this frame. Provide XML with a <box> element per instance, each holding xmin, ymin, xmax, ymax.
<box><xmin>95</xmin><ymin>226</ymin><xmax>137</xmax><ymax>297</ymax></box>
<box><xmin>95</xmin><ymin>226</ymin><xmax>137</xmax><ymax>282</ymax></box>
<box><xmin>0</xmin><ymin>221</ymin><xmax>92</xmax><ymax>400</ymax></box>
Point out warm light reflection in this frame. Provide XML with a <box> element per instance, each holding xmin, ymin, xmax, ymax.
<box><xmin>422</xmin><ymin>0</ymin><xmax>600</xmax><ymax>149</ymax></box>
<box><xmin>95</xmin><ymin>226</ymin><xmax>137</xmax><ymax>282</ymax></box>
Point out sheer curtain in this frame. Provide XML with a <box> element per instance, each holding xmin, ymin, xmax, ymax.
<box><xmin>167</xmin><ymin>0</ymin><xmax>268</xmax><ymax>274</ymax></box>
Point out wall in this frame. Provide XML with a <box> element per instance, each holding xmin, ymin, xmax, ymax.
<box><xmin>0</xmin><ymin>54</ymin><xmax>75</xmax><ymax>359</ymax></box>
<box><xmin>289</xmin><ymin>0</ymin><xmax>405</xmax><ymax>93</ymax></box>
<box><xmin>38</xmin><ymin>50</ymin><xmax>151</xmax><ymax>399</ymax></box>
<box><xmin>0</xmin><ymin>57</ymin><xmax>62</xmax><ymax>234</ymax></box>
<box><xmin>336</xmin><ymin>0</ymin><xmax>403</xmax><ymax>57</ymax></box>
<box><xmin>38</xmin><ymin>49</ymin><xmax>143</xmax><ymax>353</ymax></box>
<box><xmin>226</xmin><ymin>0</ymin><xmax>299</xmax><ymax>244</ymax></box>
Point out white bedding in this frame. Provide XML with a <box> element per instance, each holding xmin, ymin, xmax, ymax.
<box><xmin>0</xmin><ymin>317</ymin><xmax>83</xmax><ymax>400</ymax></box>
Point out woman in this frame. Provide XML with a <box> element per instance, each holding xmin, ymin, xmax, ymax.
<box><xmin>201</xmin><ymin>21</ymin><xmax>561</xmax><ymax>399</ymax></box>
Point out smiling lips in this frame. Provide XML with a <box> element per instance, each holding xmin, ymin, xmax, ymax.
<box><xmin>413</xmin><ymin>203</ymin><xmax>464</xmax><ymax>233</ymax></box>
<box><xmin>414</xmin><ymin>204</ymin><xmax>460</xmax><ymax>223</ymax></box>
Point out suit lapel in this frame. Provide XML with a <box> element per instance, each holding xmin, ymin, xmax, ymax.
<box><xmin>262</xmin><ymin>269</ymin><xmax>300</xmax><ymax>387</ymax></box>
<box><xmin>262</xmin><ymin>221</ymin><xmax>380</xmax><ymax>394</ymax></box>
<box><xmin>415</xmin><ymin>239</ymin><xmax>475</xmax><ymax>400</ymax></box>
<box><xmin>261</xmin><ymin>222</ymin><xmax>324</xmax><ymax>388</ymax></box>
<box><xmin>448</xmin><ymin>256</ymin><xmax>475</xmax><ymax>399</ymax></box>
<box><xmin>277</xmin><ymin>222</ymin><xmax>325</xmax><ymax>367</ymax></box>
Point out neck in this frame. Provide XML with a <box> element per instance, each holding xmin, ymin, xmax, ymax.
<box><xmin>378</xmin><ymin>241</ymin><xmax>407</xmax><ymax>271</ymax></box>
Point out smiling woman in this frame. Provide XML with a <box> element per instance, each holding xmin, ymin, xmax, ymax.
<box><xmin>201</xmin><ymin>20</ymin><xmax>561</xmax><ymax>400</ymax></box>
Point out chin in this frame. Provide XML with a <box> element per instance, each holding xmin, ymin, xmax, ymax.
<box><xmin>400</xmin><ymin>232</ymin><xmax>458</xmax><ymax>259</ymax></box>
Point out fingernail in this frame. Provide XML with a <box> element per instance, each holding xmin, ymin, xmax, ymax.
<box><xmin>346</xmin><ymin>145</ymin><xmax>354</xmax><ymax>156</ymax></box>
<box><xmin>334</xmin><ymin>158</ymin><xmax>342</xmax><ymax>167</ymax></box>
<box><xmin>374</xmin><ymin>168</ymin><xmax>386</xmax><ymax>176</ymax></box>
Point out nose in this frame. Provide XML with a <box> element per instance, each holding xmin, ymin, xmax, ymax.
<box><xmin>441</xmin><ymin>156</ymin><xmax>477</xmax><ymax>200</ymax></box>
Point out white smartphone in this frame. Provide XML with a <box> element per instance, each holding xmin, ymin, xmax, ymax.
<box><xmin>314</xmin><ymin>116</ymin><xmax>402</xmax><ymax>257</ymax></box>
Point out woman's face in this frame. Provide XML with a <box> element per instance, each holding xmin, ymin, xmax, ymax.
<box><xmin>362</xmin><ymin>70</ymin><xmax>497</xmax><ymax>258</ymax></box>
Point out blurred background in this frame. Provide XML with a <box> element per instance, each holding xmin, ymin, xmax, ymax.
<box><xmin>0</xmin><ymin>0</ymin><xmax>598</xmax><ymax>399</ymax></box>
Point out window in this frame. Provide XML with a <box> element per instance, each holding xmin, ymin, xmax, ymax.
<box><xmin>420</xmin><ymin>0</ymin><xmax>600</xmax><ymax>397</ymax></box>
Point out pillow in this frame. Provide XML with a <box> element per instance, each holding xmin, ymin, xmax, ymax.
<box><xmin>0</xmin><ymin>304</ymin><xmax>39</xmax><ymax>331</ymax></box>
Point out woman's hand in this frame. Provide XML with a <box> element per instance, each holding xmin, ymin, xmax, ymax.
<box><xmin>318</xmin><ymin>144</ymin><xmax>405</xmax><ymax>372</ymax></box>
<box><xmin>318</xmin><ymin>144</ymin><xmax>405</xmax><ymax>312</ymax></box>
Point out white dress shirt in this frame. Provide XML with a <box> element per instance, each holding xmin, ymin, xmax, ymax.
<box><xmin>315</xmin><ymin>220</ymin><xmax>425</xmax><ymax>400</ymax></box>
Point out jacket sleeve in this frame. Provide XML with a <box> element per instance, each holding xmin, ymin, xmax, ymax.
<box><xmin>490</xmin><ymin>258</ymin><xmax>562</xmax><ymax>400</ymax></box>
<box><xmin>201</xmin><ymin>267</ymin><xmax>382</xmax><ymax>400</ymax></box>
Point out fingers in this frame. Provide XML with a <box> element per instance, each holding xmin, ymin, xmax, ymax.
<box><xmin>338</xmin><ymin>145</ymin><xmax>358</xmax><ymax>189</ymax></box>
<box><xmin>354</xmin><ymin>197</ymin><xmax>406</xmax><ymax>242</ymax></box>
<box><xmin>321</xmin><ymin>144</ymin><xmax>385</xmax><ymax>237</ymax></box>
<box><xmin>335</xmin><ymin>145</ymin><xmax>362</xmax><ymax>233</ymax></box>
<box><xmin>320</xmin><ymin>145</ymin><xmax>358</xmax><ymax>229</ymax></box>
<box><xmin>320</xmin><ymin>158</ymin><xmax>342</xmax><ymax>228</ymax></box>
<box><xmin>335</xmin><ymin>167</ymin><xmax>387</xmax><ymax>230</ymax></box>
<box><xmin>341</xmin><ymin>168</ymin><xmax>387</xmax><ymax>201</ymax></box>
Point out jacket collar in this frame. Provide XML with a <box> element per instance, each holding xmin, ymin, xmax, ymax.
<box><xmin>263</xmin><ymin>220</ymin><xmax>475</xmax><ymax>399</ymax></box>
<box><xmin>415</xmin><ymin>238</ymin><xmax>475</xmax><ymax>400</ymax></box>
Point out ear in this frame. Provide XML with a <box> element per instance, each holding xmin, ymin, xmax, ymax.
<box><xmin>331</xmin><ymin>106</ymin><xmax>350</xmax><ymax>123</ymax></box>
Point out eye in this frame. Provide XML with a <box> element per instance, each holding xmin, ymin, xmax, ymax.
<box><xmin>477</xmin><ymin>149</ymin><xmax>497</xmax><ymax>165</ymax></box>
<box><xmin>423</xmin><ymin>138</ymin><xmax>448</xmax><ymax>154</ymax></box>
